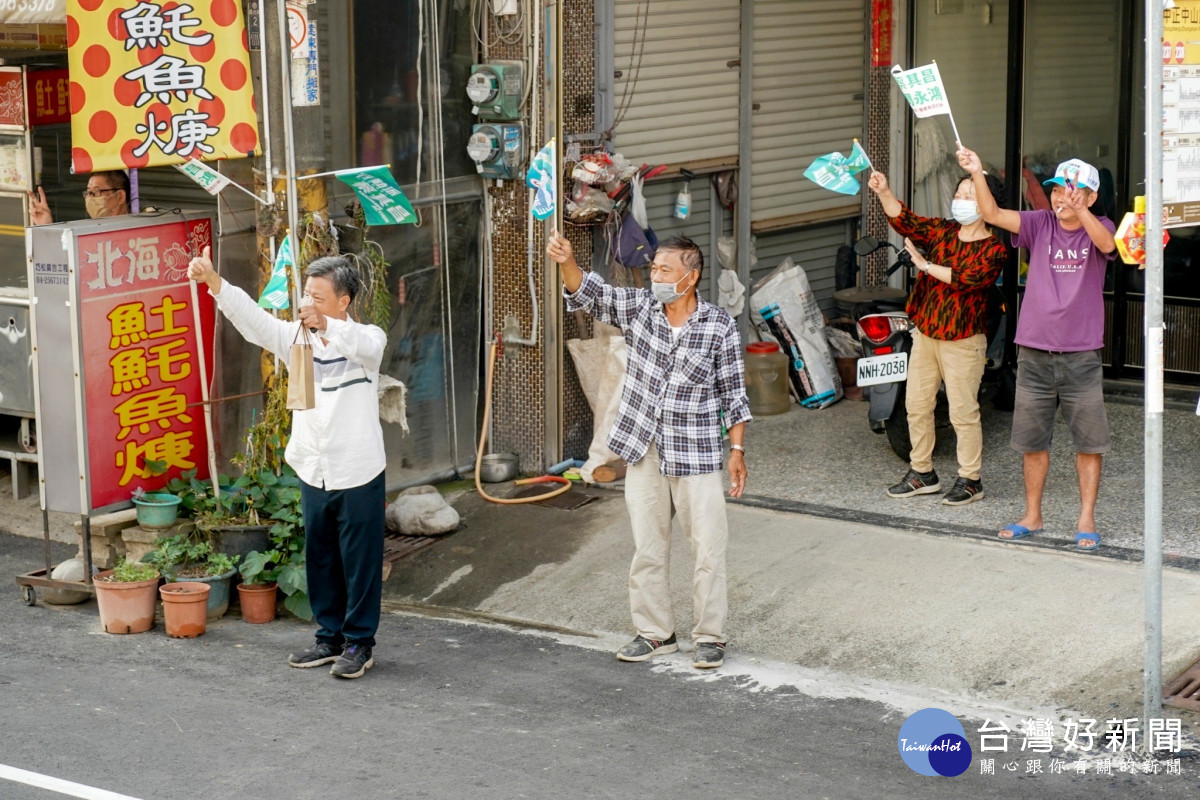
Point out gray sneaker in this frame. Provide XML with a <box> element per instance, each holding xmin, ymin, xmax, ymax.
<box><xmin>616</xmin><ymin>633</ymin><xmax>678</xmax><ymax>662</ymax></box>
<box><xmin>330</xmin><ymin>643</ymin><xmax>374</xmax><ymax>679</ymax></box>
<box><xmin>693</xmin><ymin>641</ymin><xmax>726</xmax><ymax>669</ymax></box>
<box><xmin>288</xmin><ymin>640</ymin><xmax>342</xmax><ymax>668</ymax></box>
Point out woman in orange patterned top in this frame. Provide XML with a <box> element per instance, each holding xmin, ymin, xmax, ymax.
<box><xmin>867</xmin><ymin>169</ymin><xmax>1007</xmax><ymax>506</ymax></box>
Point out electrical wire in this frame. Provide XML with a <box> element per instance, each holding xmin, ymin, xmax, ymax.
<box><xmin>611</xmin><ymin>0</ymin><xmax>650</xmax><ymax>135</ymax></box>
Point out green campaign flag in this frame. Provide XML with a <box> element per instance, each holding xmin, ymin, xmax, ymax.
<box><xmin>803</xmin><ymin>151</ymin><xmax>862</xmax><ymax>196</ymax></box>
<box><xmin>845</xmin><ymin>139</ymin><xmax>872</xmax><ymax>176</ymax></box>
<box><xmin>258</xmin><ymin>234</ymin><xmax>292</xmax><ymax>309</ymax></box>
<box><xmin>335</xmin><ymin>166</ymin><xmax>416</xmax><ymax>226</ymax></box>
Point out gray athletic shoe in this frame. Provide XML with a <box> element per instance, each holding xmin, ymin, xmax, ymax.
<box><xmin>330</xmin><ymin>643</ymin><xmax>374</xmax><ymax>679</ymax></box>
<box><xmin>616</xmin><ymin>633</ymin><xmax>678</xmax><ymax>662</ymax></box>
<box><xmin>288</xmin><ymin>640</ymin><xmax>342</xmax><ymax>668</ymax></box>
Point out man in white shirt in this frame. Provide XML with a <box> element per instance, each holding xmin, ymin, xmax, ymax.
<box><xmin>189</xmin><ymin>247</ymin><xmax>387</xmax><ymax>679</ymax></box>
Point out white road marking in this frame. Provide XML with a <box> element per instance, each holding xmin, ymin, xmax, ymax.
<box><xmin>0</xmin><ymin>765</ymin><xmax>144</xmax><ymax>800</ymax></box>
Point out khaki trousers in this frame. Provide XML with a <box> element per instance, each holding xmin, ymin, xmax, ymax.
<box><xmin>625</xmin><ymin>443</ymin><xmax>728</xmax><ymax>644</ymax></box>
<box><xmin>906</xmin><ymin>330</ymin><xmax>987</xmax><ymax>480</ymax></box>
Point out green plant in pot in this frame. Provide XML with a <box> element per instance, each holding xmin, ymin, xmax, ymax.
<box><xmin>142</xmin><ymin>533</ymin><xmax>239</xmax><ymax>621</ymax></box>
<box><xmin>94</xmin><ymin>558</ymin><xmax>160</xmax><ymax>634</ymax></box>
<box><xmin>237</xmin><ymin>466</ymin><xmax>310</xmax><ymax>621</ymax></box>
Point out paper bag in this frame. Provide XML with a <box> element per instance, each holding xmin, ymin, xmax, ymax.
<box><xmin>287</xmin><ymin>326</ymin><xmax>316</xmax><ymax>410</ymax></box>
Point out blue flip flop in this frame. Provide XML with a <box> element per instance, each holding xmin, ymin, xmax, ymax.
<box><xmin>1075</xmin><ymin>532</ymin><xmax>1101</xmax><ymax>552</ymax></box>
<box><xmin>998</xmin><ymin>523</ymin><xmax>1042</xmax><ymax>540</ymax></box>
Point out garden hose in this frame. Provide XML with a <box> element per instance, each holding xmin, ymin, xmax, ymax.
<box><xmin>475</xmin><ymin>337</ymin><xmax>572</xmax><ymax>505</ymax></box>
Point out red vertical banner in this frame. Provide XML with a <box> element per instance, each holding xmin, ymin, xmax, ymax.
<box><xmin>0</xmin><ymin>68</ymin><xmax>26</xmax><ymax>127</ymax></box>
<box><xmin>872</xmin><ymin>0</ymin><xmax>893</xmax><ymax>68</ymax></box>
<box><xmin>26</xmin><ymin>69</ymin><xmax>70</xmax><ymax>126</ymax></box>
<box><xmin>77</xmin><ymin>218</ymin><xmax>215</xmax><ymax>509</ymax></box>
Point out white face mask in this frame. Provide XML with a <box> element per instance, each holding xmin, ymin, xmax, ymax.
<box><xmin>651</xmin><ymin>272</ymin><xmax>692</xmax><ymax>305</ymax></box>
<box><xmin>951</xmin><ymin>199</ymin><xmax>981</xmax><ymax>225</ymax></box>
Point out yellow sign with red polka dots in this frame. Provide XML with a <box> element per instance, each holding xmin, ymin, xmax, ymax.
<box><xmin>66</xmin><ymin>0</ymin><xmax>260</xmax><ymax>173</ymax></box>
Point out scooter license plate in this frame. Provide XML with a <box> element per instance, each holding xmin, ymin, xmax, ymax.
<box><xmin>856</xmin><ymin>352</ymin><xmax>908</xmax><ymax>387</ymax></box>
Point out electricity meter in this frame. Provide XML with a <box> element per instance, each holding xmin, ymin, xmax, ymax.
<box><xmin>465</xmin><ymin>61</ymin><xmax>524</xmax><ymax>120</ymax></box>
<box><xmin>467</xmin><ymin>123</ymin><xmax>525</xmax><ymax>180</ymax></box>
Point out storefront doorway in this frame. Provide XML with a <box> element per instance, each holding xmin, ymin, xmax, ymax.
<box><xmin>908</xmin><ymin>0</ymin><xmax>1196</xmax><ymax>382</ymax></box>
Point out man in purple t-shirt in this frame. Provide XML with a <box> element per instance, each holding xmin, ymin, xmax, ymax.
<box><xmin>958</xmin><ymin>148</ymin><xmax>1117</xmax><ymax>553</ymax></box>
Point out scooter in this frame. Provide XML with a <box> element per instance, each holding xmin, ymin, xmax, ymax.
<box><xmin>849</xmin><ymin>236</ymin><xmax>916</xmax><ymax>460</ymax></box>
<box><xmin>847</xmin><ymin>235</ymin><xmax>1016</xmax><ymax>461</ymax></box>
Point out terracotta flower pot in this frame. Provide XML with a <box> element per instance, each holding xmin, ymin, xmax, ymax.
<box><xmin>237</xmin><ymin>582</ymin><xmax>278</xmax><ymax>624</ymax></box>
<box><xmin>159</xmin><ymin>582</ymin><xmax>211</xmax><ymax>638</ymax></box>
<box><xmin>93</xmin><ymin>569</ymin><xmax>160</xmax><ymax>634</ymax></box>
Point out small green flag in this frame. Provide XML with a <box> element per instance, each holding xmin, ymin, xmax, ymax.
<box><xmin>336</xmin><ymin>166</ymin><xmax>416</xmax><ymax>226</ymax></box>
<box><xmin>258</xmin><ymin>235</ymin><xmax>292</xmax><ymax>309</ymax></box>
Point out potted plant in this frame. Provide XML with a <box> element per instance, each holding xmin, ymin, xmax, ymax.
<box><xmin>93</xmin><ymin>558</ymin><xmax>160</xmax><ymax>634</ymax></box>
<box><xmin>141</xmin><ymin>534</ymin><xmax>239</xmax><ymax>621</ymax></box>
<box><xmin>164</xmin><ymin>375</ymin><xmax>312</xmax><ymax>622</ymax></box>
<box><xmin>159</xmin><ymin>581</ymin><xmax>211</xmax><ymax>638</ymax></box>
<box><xmin>236</xmin><ymin>550</ymin><xmax>279</xmax><ymax>624</ymax></box>
<box><xmin>166</xmin><ymin>464</ymin><xmax>311</xmax><ymax>622</ymax></box>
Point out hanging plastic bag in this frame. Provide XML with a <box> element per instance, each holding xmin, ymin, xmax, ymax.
<box><xmin>629</xmin><ymin>173</ymin><xmax>649</xmax><ymax>230</ymax></box>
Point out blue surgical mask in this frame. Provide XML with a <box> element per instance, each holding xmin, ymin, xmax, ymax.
<box><xmin>651</xmin><ymin>272</ymin><xmax>692</xmax><ymax>305</ymax></box>
<box><xmin>951</xmin><ymin>199</ymin><xmax>981</xmax><ymax>225</ymax></box>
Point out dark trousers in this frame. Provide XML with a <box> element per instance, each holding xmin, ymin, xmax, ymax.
<box><xmin>300</xmin><ymin>471</ymin><xmax>386</xmax><ymax>648</ymax></box>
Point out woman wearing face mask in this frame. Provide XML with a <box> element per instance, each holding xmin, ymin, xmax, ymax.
<box><xmin>27</xmin><ymin>170</ymin><xmax>131</xmax><ymax>226</ymax></box>
<box><xmin>866</xmin><ymin>169</ymin><xmax>1007</xmax><ymax>507</ymax></box>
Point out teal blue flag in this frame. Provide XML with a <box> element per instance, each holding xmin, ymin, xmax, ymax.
<box><xmin>526</xmin><ymin>138</ymin><xmax>556</xmax><ymax>220</ymax></box>
<box><xmin>845</xmin><ymin>139</ymin><xmax>872</xmax><ymax>175</ymax></box>
<box><xmin>803</xmin><ymin>152</ymin><xmax>862</xmax><ymax>196</ymax></box>
<box><xmin>258</xmin><ymin>235</ymin><xmax>292</xmax><ymax>309</ymax></box>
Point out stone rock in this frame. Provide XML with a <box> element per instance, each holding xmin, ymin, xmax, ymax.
<box><xmin>44</xmin><ymin>558</ymin><xmax>91</xmax><ymax>605</ymax></box>
<box><xmin>386</xmin><ymin>485</ymin><xmax>459</xmax><ymax>536</ymax></box>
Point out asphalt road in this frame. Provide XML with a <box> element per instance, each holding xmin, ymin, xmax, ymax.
<box><xmin>1</xmin><ymin>534</ymin><xmax>1198</xmax><ymax>800</ymax></box>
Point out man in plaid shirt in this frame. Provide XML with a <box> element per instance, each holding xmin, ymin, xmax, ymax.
<box><xmin>548</xmin><ymin>232</ymin><xmax>751</xmax><ymax>669</ymax></box>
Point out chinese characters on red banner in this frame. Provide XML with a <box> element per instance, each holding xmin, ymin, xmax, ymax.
<box><xmin>77</xmin><ymin>218</ymin><xmax>215</xmax><ymax>509</ymax></box>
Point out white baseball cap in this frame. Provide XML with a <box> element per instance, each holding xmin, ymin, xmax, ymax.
<box><xmin>1043</xmin><ymin>159</ymin><xmax>1100</xmax><ymax>192</ymax></box>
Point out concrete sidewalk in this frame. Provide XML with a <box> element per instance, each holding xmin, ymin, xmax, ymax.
<box><xmin>385</xmin><ymin>488</ymin><xmax>1200</xmax><ymax>720</ymax></box>
<box><xmin>3</xmin><ymin>461</ymin><xmax>1200</xmax><ymax>721</ymax></box>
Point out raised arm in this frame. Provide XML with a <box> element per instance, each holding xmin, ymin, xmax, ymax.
<box><xmin>957</xmin><ymin>147</ymin><xmax>1021</xmax><ymax>234</ymax></box>
<box><xmin>1065</xmin><ymin>188</ymin><xmax>1117</xmax><ymax>254</ymax></box>
<box><xmin>188</xmin><ymin>245</ymin><xmax>294</xmax><ymax>361</ymax></box>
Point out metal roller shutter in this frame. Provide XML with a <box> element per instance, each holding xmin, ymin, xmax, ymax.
<box><xmin>751</xmin><ymin>0</ymin><xmax>865</xmax><ymax>229</ymax></box>
<box><xmin>750</xmin><ymin>220</ymin><xmax>853</xmax><ymax>314</ymax></box>
<box><xmin>611</xmin><ymin>0</ymin><xmax>741</xmax><ymax>165</ymax></box>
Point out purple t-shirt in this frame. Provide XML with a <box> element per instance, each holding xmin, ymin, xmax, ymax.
<box><xmin>1012</xmin><ymin>209</ymin><xmax>1116</xmax><ymax>351</ymax></box>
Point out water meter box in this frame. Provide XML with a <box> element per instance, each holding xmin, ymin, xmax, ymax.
<box><xmin>0</xmin><ymin>290</ymin><xmax>33</xmax><ymax>416</ymax></box>
<box><xmin>466</xmin><ymin>61</ymin><xmax>524</xmax><ymax>120</ymax></box>
<box><xmin>467</xmin><ymin>122</ymin><xmax>525</xmax><ymax>180</ymax></box>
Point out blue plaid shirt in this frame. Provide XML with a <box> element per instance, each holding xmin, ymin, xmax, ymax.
<box><xmin>565</xmin><ymin>271</ymin><xmax>752</xmax><ymax>476</ymax></box>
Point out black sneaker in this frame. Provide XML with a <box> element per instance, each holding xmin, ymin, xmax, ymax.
<box><xmin>886</xmin><ymin>469</ymin><xmax>941</xmax><ymax>498</ymax></box>
<box><xmin>693</xmin><ymin>641</ymin><xmax>726</xmax><ymax>669</ymax></box>
<box><xmin>616</xmin><ymin>633</ymin><xmax>678</xmax><ymax>662</ymax></box>
<box><xmin>330</xmin><ymin>643</ymin><xmax>374</xmax><ymax>679</ymax></box>
<box><xmin>942</xmin><ymin>477</ymin><xmax>984</xmax><ymax>506</ymax></box>
<box><xmin>288</xmin><ymin>640</ymin><xmax>342</xmax><ymax>668</ymax></box>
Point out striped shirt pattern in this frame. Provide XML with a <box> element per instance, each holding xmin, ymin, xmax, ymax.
<box><xmin>565</xmin><ymin>271</ymin><xmax>752</xmax><ymax>477</ymax></box>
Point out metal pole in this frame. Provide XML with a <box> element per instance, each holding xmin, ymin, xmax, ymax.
<box><xmin>735</xmin><ymin>0</ymin><xmax>753</xmax><ymax>343</ymax></box>
<box><xmin>276</xmin><ymin>0</ymin><xmax>303</xmax><ymax>309</ymax></box>
<box><xmin>1144</xmin><ymin>0</ymin><xmax>1165</xmax><ymax>727</ymax></box>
